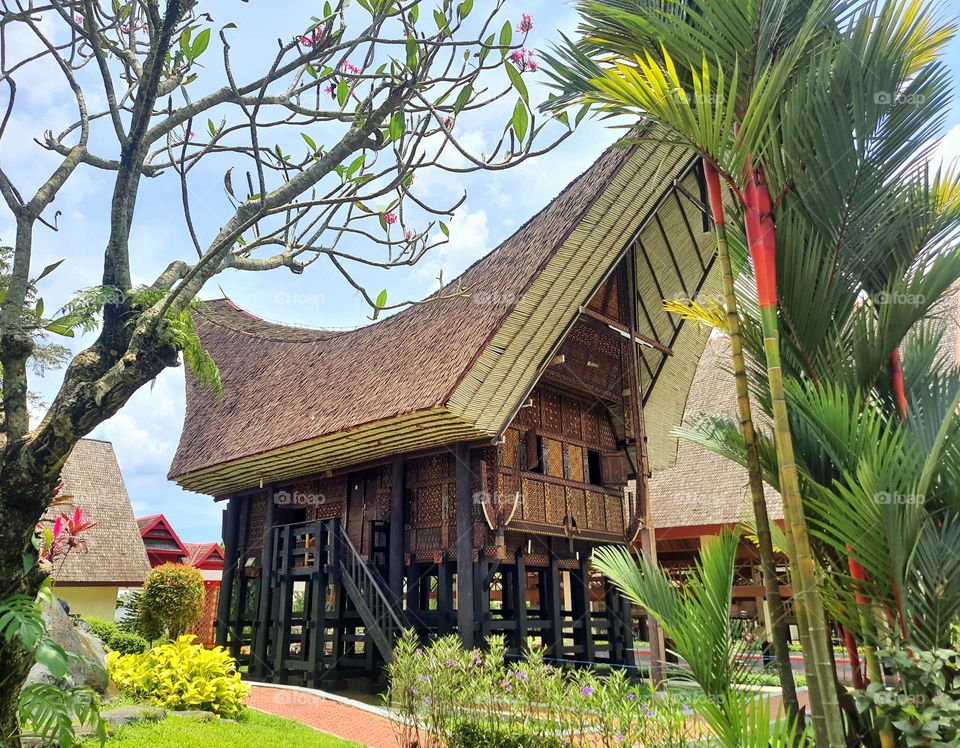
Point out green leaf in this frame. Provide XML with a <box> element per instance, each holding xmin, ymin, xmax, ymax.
<box><xmin>512</xmin><ymin>99</ymin><xmax>529</xmax><ymax>141</ymax></box>
<box><xmin>33</xmin><ymin>260</ymin><xmax>63</xmax><ymax>283</ymax></box>
<box><xmin>439</xmin><ymin>221</ymin><xmax>449</xmax><ymax>237</ymax></box>
<box><xmin>479</xmin><ymin>33</ymin><xmax>495</xmax><ymax>64</ymax></box>
<box><xmin>301</xmin><ymin>132</ymin><xmax>317</xmax><ymax>151</ymax></box>
<box><xmin>223</xmin><ymin>167</ymin><xmax>235</xmax><ymax>198</ymax></box>
<box><xmin>21</xmin><ymin>553</ymin><xmax>35</xmax><ymax>575</ymax></box>
<box><xmin>433</xmin><ymin>10</ymin><xmax>449</xmax><ymax>36</ymax></box>
<box><xmin>190</xmin><ymin>28</ymin><xmax>210</xmax><ymax>60</ymax></box>
<box><xmin>36</xmin><ymin>639</ymin><xmax>69</xmax><ymax>679</ymax></box>
<box><xmin>207</xmin><ymin>118</ymin><xmax>217</xmax><ymax>137</ymax></box>
<box><xmin>498</xmin><ymin>20</ymin><xmax>512</xmax><ymax>54</ymax></box>
<box><xmin>42</xmin><ymin>323</ymin><xmax>75</xmax><ymax>337</ymax></box>
<box><xmin>405</xmin><ymin>34</ymin><xmax>418</xmax><ymax>69</ymax></box>
<box><xmin>35</xmin><ymin>298</ymin><xmax>44</xmax><ymax>319</ymax></box>
<box><xmin>409</xmin><ymin>5</ymin><xmax>419</xmax><ymax>24</ymax></box>
<box><xmin>456</xmin><ymin>0</ymin><xmax>473</xmax><ymax>21</ymax></box>
<box><xmin>453</xmin><ymin>85</ymin><xmax>473</xmax><ymax>113</ymax></box>
<box><xmin>336</xmin><ymin>79</ymin><xmax>348</xmax><ymax>106</ymax></box>
<box><xmin>375</xmin><ymin>289</ymin><xmax>388</xmax><ymax>309</ymax></box>
<box><xmin>346</xmin><ymin>154</ymin><xmax>365</xmax><ymax>179</ymax></box>
<box><xmin>505</xmin><ymin>62</ymin><xmax>528</xmax><ymax>103</ymax></box>
<box><xmin>389</xmin><ymin>112</ymin><xmax>404</xmax><ymax>141</ymax></box>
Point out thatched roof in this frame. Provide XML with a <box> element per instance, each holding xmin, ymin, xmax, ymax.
<box><xmin>48</xmin><ymin>439</ymin><xmax>151</xmax><ymax>586</ymax></box>
<box><xmin>170</xmin><ymin>124</ymin><xmax>720</xmax><ymax>495</ymax></box>
<box><xmin>649</xmin><ymin>337</ymin><xmax>783</xmax><ymax>531</ymax></box>
<box><xmin>652</xmin><ymin>284</ymin><xmax>960</xmax><ymax>532</ymax></box>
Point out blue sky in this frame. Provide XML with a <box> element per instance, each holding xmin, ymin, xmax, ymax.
<box><xmin>4</xmin><ymin>1</ymin><xmax>960</xmax><ymax>543</ymax></box>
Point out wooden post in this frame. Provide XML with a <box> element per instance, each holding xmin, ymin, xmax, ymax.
<box><xmin>627</xmin><ymin>243</ymin><xmax>667</xmax><ymax>686</ymax></box>
<box><xmin>573</xmin><ymin>552</ymin><xmax>595</xmax><ymax>662</ymax></box>
<box><xmin>515</xmin><ymin>552</ymin><xmax>528</xmax><ymax>653</ymax></box>
<box><xmin>308</xmin><ymin>521</ymin><xmax>327</xmax><ymax>688</ymax></box>
<box><xmin>455</xmin><ymin>442</ymin><xmax>475</xmax><ymax>649</ymax></box>
<box><xmin>476</xmin><ymin>559</ymin><xmax>490</xmax><ymax>645</ymax></box>
<box><xmin>252</xmin><ymin>487</ymin><xmax>275</xmax><ymax>678</ymax></box>
<box><xmin>547</xmin><ymin>554</ymin><xmax>563</xmax><ymax>660</ymax></box>
<box><xmin>437</xmin><ymin>558</ymin><xmax>452</xmax><ymax>635</ymax></box>
<box><xmin>272</xmin><ymin>525</ymin><xmax>293</xmax><ymax>681</ymax></box>
<box><xmin>215</xmin><ymin>496</ymin><xmax>240</xmax><ymax>648</ymax></box>
<box><xmin>389</xmin><ymin>455</ymin><xmax>405</xmax><ymax>601</ymax></box>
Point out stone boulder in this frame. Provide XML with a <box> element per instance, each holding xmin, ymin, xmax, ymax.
<box><xmin>23</xmin><ymin>598</ymin><xmax>108</xmax><ymax>694</ymax></box>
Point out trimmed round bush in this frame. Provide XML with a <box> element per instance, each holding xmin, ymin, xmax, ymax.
<box><xmin>83</xmin><ymin>616</ymin><xmax>149</xmax><ymax>654</ymax></box>
<box><xmin>138</xmin><ymin>563</ymin><xmax>205</xmax><ymax>641</ymax></box>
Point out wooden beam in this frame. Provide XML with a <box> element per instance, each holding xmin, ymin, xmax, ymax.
<box><xmin>215</xmin><ymin>496</ymin><xmax>240</xmax><ymax>648</ymax></box>
<box><xmin>579</xmin><ymin>306</ymin><xmax>673</xmax><ymax>356</ymax></box>
<box><xmin>515</xmin><ymin>552</ymin><xmax>528</xmax><ymax>653</ymax></box>
<box><xmin>252</xmin><ymin>487</ymin><xmax>276</xmax><ymax>678</ymax></box>
<box><xmin>389</xmin><ymin>455</ymin><xmax>405</xmax><ymax>600</ymax></box>
<box><xmin>455</xmin><ymin>443</ymin><xmax>475</xmax><ymax>649</ymax></box>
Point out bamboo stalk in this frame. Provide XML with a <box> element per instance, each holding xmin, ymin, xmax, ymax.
<box><xmin>744</xmin><ymin>165</ymin><xmax>847</xmax><ymax>748</ymax></box>
<box><xmin>702</xmin><ymin>161</ymin><xmax>801</xmax><ymax>726</ymax></box>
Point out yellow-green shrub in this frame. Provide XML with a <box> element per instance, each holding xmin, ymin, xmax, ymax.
<box><xmin>107</xmin><ymin>635</ymin><xmax>249</xmax><ymax>717</ymax></box>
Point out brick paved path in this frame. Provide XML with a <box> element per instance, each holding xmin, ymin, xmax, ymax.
<box><xmin>247</xmin><ymin>684</ymin><xmax>397</xmax><ymax>748</ymax></box>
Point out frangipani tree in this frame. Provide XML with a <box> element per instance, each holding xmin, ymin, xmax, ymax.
<box><xmin>0</xmin><ymin>1</ymin><xmax>575</xmax><ymax>740</ymax></box>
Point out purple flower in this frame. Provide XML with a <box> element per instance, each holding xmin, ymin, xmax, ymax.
<box><xmin>682</xmin><ymin>704</ymin><xmax>694</xmax><ymax>716</ymax></box>
<box><xmin>582</xmin><ymin>686</ymin><xmax>594</xmax><ymax>697</ymax></box>
<box><xmin>515</xmin><ymin>670</ymin><xmax>528</xmax><ymax>681</ymax></box>
<box><xmin>424</xmin><ymin>695</ymin><xmax>432</xmax><ymax>704</ymax></box>
<box><xmin>419</xmin><ymin>674</ymin><xmax>430</xmax><ymax>683</ymax></box>
<box><xmin>615</xmin><ymin>732</ymin><xmax>623</xmax><ymax>742</ymax></box>
<box><xmin>415</xmin><ymin>647</ymin><xmax>424</xmax><ymax>655</ymax></box>
<box><xmin>626</xmin><ymin>693</ymin><xmax>635</xmax><ymax>702</ymax></box>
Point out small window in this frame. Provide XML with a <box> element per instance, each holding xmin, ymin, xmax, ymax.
<box><xmin>526</xmin><ymin>431</ymin><xmax>545</xmax><ymax>473</ymax></box>
<box><xmin>587</xmin><ymin>450</ymin><xmax>603</xmax><ymax>486</ymax></box>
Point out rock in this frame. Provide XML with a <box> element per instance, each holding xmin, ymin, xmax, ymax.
<box><xmin>24</xmin><ymin>662</ymin><xmax>76</xmax><ymax>689</ymax></box>
<box><xmin>99</xmin><ymin>705</ymin><xmax>166</xmax><ymax>727</ymax></box>
<box><xmin>35</xmin><ymin>598</ymin><xmax>109</xmax><ymax>693</ymax></box>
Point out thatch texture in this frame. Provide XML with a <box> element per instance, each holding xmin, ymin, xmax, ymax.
<box><xmin>48</xmin><ymin>439</ymin><xmax>151</xmax><ymax>585</ymax></box>
<box><xmin>649</xmin><ymin>337</ymin><xmax>783</xmax><ymax>530</ymax></box>
<box><xmin>170</xmin><ymin>125</ymin><xmax>720</xmax><ymax>495</ymax></box>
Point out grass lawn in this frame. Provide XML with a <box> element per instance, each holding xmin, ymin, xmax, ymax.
<box><xmin>81</xmin><ymin>708</ymin><xmax>362</xmax><ymax>747</ymax></box>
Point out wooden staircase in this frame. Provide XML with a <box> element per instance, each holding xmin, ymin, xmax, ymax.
<box><xmin>336</xmin><ymin>522</ymin><xmax>411</xmax><ymax>663</ymax></box>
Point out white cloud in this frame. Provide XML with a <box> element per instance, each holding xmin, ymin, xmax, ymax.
<box><xmin>416</xmin><ymin>208</ymin><xmax>490</xmax><ymax>288</ymax></box>
<box><xmin>933</xmin><ymin>123</ymin><xmax>960</xmax><ymax>168</ymax></box>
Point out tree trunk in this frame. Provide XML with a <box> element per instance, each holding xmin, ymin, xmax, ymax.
<box><xmin>702</xmin><ymin>161</ymin><xmax>801</xmax><ymax>724</ymax></box>
<box><xmin>743</xmin><ymin>166</ymin><xmax>846</xmax><ymax>748</ymax></box>
<box><xmin>0</xmin><ymin>465</ymin><xmax>51</xmax><ymax>748</ymax></box>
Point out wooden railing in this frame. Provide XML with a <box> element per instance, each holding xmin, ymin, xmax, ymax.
<box><xmin>335</xmin><ymin>521</ymin><xmax>410</xmax><ymax>662</ymax></box>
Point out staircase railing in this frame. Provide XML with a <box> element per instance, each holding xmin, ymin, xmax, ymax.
<box><xmin>336</xmin><ymin>522</ymin><xmax>411</xmax><ymax>662</ymax></box>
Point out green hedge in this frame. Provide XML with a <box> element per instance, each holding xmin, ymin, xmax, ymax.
<box><xmin>449</xmin><ymin>721</ymin><xmax>565</xmax><ymax>748</ymax></box>
<box><xmin>84</xmin><ymin>616</ymin><xmax>149</xmax><ymax>655</ymax></box>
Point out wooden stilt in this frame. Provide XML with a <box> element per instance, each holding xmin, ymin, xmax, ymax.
<box><xmin>215</xmin><ymin>496</ymin><xmax>240</xmax><ymax>648</ymax></box>
<box><xmin>252</xmin><ymin>488</ymin><xmax>275</xmax><ymax>678</ymax></box>
<box><xmin>389</xmin><ymin>456</ymin><xmax>405</xmax><ymax>601</ymax></box>
<box><xmin>455</xmin><ymin>443</ymin><xmax>475</xmax><ymax>649</ymax></box>
<box><xmin>515</xmin><ymin>552</ymin><xmax>528</xmax><ymax>654</ymax></box>
<box><xmin>573</xmin><ymin>552</ymin><xmax>595</xmax><ymax>662</ymax></box>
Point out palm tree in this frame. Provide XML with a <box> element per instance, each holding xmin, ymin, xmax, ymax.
<box><xmin>594</xmin><ymin>531</ymin><xmax>811</xmax><ymax>747</ymax></box>
<box><xmin>545</xmin><ymin>2</ymin><xmax>956</xmax><ymax>744</ymax></box>
<box><xmin>544</xmin><ymin>2</ymin><xmax>848</xmax><ymax>742</ymax></box>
